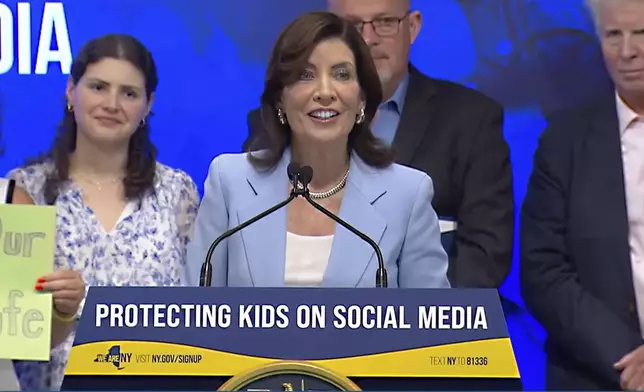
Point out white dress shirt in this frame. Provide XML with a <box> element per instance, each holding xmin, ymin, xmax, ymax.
<box><xmin>617</xmin><ymin>94</ymin><xmax>644</xmax><ymax>336</ymax></box>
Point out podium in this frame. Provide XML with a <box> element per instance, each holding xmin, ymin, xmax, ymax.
<box><xmin>62</xmin><ymin>287</ymin><xmax>521</xmax><ymax>391</ymax></box>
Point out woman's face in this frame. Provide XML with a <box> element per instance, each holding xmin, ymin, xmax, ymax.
<box><xmin>280</xmin><ymin>38</ymin><xmax>364</xmax><ymax>145</ymax></box>
<box><xmin>66</xmin><ymin>58</ymin><xmax>153</xmax><ymax>147</ymax></box>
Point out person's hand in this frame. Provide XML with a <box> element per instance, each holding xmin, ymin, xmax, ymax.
<box><xmin>35</xmin><ymin>270</ymin><xmax>85</xmax><ymax>317</ymax></box>
<box><xmin>615</xmin><ymin>345</ymin><xmax>644</xmax><ymax>390</ymax></box>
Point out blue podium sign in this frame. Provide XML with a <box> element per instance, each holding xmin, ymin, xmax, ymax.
<box><xmin>63</xmin><ymin>287</ymin><xmax>521</xmax><ymax>390</ymax></box>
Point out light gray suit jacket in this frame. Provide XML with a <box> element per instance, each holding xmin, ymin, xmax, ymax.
<box><xmin>184</xmin><ymin>149</ymin><xmax>450</xmax><ymax>288</ymax></box>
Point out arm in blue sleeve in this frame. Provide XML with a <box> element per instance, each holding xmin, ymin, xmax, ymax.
<box><xmin>398</xmin><ymin>174</ymin><xmax>451</xmax><ymax>288</ymax></box>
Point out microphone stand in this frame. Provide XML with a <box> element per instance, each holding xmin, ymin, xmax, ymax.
<box><xmin>199</xmin><ymin>164</ymin><xmax>388</xmax><ymax>288</ymax></box>
<box><xmin>199</xmin><ymin>166</ymin><xmax>306</xmax><ymax>287</ymax></box>
<box><xmin>297</xmin><ymin>168</ymin><xmax>388</xmax><ymax>288</ymax></box>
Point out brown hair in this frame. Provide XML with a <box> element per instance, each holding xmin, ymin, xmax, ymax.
<box><xmin>29</xmin><ymin>34</ymin><xmax>158</xmax><ymax>205</ymax></box>
<box><xmin>248</xmin><ymin>11</ymin><xmax>395</xmax><ymax>169</ymax></box>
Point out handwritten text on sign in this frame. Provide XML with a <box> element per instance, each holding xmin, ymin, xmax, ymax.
<box><xmin>0</xmin><ymin>204</ymin><xmax>56</xmax><ymax>360</ymax></box>
<box><xmin>95</xmin><ymin>303</ymin><xmax>488</xmax><ymax>330</ymax></box>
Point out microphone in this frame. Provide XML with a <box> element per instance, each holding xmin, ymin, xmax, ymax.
<box><xmin>288</xmin><ymin>162</ymin><xmax>307</xmax><ymax>196</ymax></box>
<box><xmin>298</xmin><ymin>165</ymin><xmax>388</xmax><ymax>288</ymax></box>
<box><xmin>199</xmin><ymin>163</ymin><xmax>302</xmax><ymax>287</ymax></box>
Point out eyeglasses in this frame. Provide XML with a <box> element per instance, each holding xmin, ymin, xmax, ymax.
<box><xmin>353</xmin><ymin>11</ymin><xmax>411</xmax><ymax>37</ymax></box>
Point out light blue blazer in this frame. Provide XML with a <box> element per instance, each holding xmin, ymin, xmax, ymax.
<box><xmin>184</xmin><ymin>149</ymin><xmax>450</xmax><ymax>288</ymax></box>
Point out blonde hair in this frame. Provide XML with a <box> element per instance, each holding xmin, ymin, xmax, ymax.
<box><xmin>584</xmin><ymin>0</ymin><xmax>603</xmax><ymax>29</ymax></box>
<box><xmin>585</xmin><ymin>0</ymin><xmax>644</xmax><ymax>29</ymax></box>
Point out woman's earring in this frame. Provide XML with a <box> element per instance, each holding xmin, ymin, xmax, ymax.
<box><xmin>277</xmin><ymin>108</ymin><xmax>287</xmax><ymax>125</ymax></box>
<box><xmin>66</xmin><ymin>103</ymin><xmax>73</xmax><ymax>112</ymax></box>
<box><xmin>355</xmin><ymin>107</ymin><xmax>365</xmax><ymax>124</ymax></box>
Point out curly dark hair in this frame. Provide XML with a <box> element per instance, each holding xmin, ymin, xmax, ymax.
<box><xmin>31</xmin><ymin>34</ymin><xmax>159</xmax><ymax>205</ymax></box>
<box><xmin>248</xmin><ymin>11</ymin><xmax>395</xmax><ymax>169</ymax></box>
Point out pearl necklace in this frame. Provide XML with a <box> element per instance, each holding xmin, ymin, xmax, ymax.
<box><xmin>297</xmin><ymin>169</ymin><xmax>349</xmax><ymax>199</ymax></box>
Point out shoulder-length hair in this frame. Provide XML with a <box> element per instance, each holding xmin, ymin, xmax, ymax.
<box><xmin>248</xmin><ymin>11</ymin><xmax>395</xmax><ymax>169</ymax></box>
<box><xmin>31</xmin><ymin>34</ymin><xmax>159</xmax><ymax>205</ymax></box>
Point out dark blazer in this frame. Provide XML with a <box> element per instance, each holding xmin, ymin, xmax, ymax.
<box><xmin>521</xmin><ymin>98</ymin><xmax>643</xmax><ymax>390</ymax></box>
<box><xmin>243</xmin><ymin>65</ymin><xmax>514</xmax><ymax>289</ymax></box>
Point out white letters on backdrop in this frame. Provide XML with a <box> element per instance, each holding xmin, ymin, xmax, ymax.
<box><xmin>0</xmin><ymin>2</ymin><xmax>72</xmax><ymax>75</ymax></box>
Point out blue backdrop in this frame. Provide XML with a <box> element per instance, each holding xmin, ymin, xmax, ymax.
<box><xmin>0</xmin><ymin>1</ymin><xmax>616</xmax><ymax>389</ymax></box>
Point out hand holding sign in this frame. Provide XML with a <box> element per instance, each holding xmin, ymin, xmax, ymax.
<box><xmin>36</xmin><ymin>270</ymin><xmax>84</xmax><ymax>319</ymax></box>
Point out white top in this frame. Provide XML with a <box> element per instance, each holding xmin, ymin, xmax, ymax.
<box><xmin>0</xmin><ymin>178</ymin><xmax>20</xmax><ymax>390</ymax></box>
<box><xmin>284</xmin><ymin>232</ymin><xmax>334</xmax><ymax>286</ymax></box>
<box><xmin>616</xmin><ymin>94</ymin><xmax>644</xmax><ymax>338</ymax></box>
<box><xmin>7</xmin><ymin>162</ymin><xmax>200</xmax><ymax>391</ymax></box>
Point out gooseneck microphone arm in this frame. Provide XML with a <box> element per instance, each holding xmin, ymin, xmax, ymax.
<box><xmin>199</xmin><ymin>163</ymin><xmax>305</xmax><ymax>287</ymax></box>
<box><xmin>297</xmin><ymin>166</ymin><xmax>389</xmax><ymax>288</ymax></box>
<box><xmin>199</xmin><ymin>194</ymin><xmax>296</xmax><ymax>287</ymax></box>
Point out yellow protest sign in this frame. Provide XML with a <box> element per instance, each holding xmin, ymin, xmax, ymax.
<box><xmin>0</xmin><ymin>204</ymin><xmax>56</xmax><ymax>360</ymax></box>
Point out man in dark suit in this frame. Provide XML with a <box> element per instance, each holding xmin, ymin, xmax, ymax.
<box><xmin>521</xmin><ymin>0</ymin><xmax>644</xmax><ymax>389</ymax></box>
<box><xmin>243</xmin><ymin>0</ymin><xmax>514</xmax><ymax>289</ymax></box>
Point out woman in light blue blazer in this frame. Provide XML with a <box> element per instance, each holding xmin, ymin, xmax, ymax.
<box><xmin>185</xmin><ymin>11</ymin><xmax>450</xmax><ymax>289</ymax></box>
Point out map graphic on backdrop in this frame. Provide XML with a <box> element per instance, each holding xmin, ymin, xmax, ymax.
<box><xmin>0</xmin><ymin>1</ymin><xmax>615</xmax><ymax>388</ymax></box>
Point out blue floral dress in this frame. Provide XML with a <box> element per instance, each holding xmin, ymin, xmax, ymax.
<box><xmin>7</xmin><ymin>161</ymin><xmax>200</xmax><ymax>390</ymax></box>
